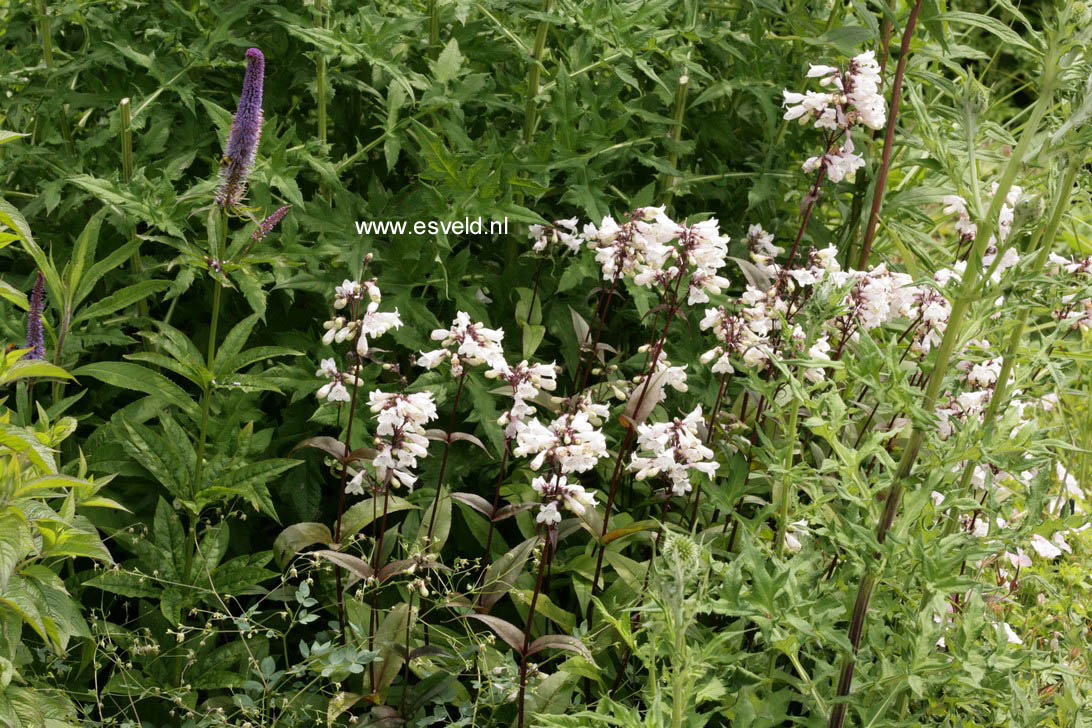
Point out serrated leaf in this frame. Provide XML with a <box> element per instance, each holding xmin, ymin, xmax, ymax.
<box><xmin>76</xmin><ymin>362</ymin><xmax>199</xmax><ymax>417</ymax></box>
<box><xmin>433</xmin><ymin>38</ymin><xmax>464</xmax><ymax>85</ymax></box>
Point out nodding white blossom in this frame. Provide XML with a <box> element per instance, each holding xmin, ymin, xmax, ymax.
<box><xmin>1001</xmin><ymin>622</ymin><xmax>1023</xmax><ymax>646</ymax></box>
<box><xmin>322</xmin><ymin>279</ymin><xmax>402</xmax><ymax>357</ymax></box>
<box><xmin>802</xmin><ymin>136</ymin><xmax>865</xmax><ymax>183</ymax></box>
<box><xmin>419</xmin><ymin>311</ymin><xmax>506</xmax><ymax>376</ymax></box>
<box><xmin>348</xmin><ymin>391</ymin><xmax>438</xmax><ymax>493</ymax></box>
<box><xmin>783</xmin><ymin>51</ymin><xmax>886</xmax><ymax>132</ymax></box>
<box><xmin>783</xmin><ymin>51</ymin><xmax>886</xmax><ymax>181</ymax></box>
<box><xmin>486</xmin><ymin>359</ymin><xmax>559</xmax><ymax>438</ymax></box>
<box><xmin>784</xmin><ymin>519</ymin><xmax>809</xmax><ymax>553</ymax></box>
<box><xmin>581</xmin><ymin>208</ymin><xmax>731</xmax><ymax>304</ymax></box>
<box><xmin>315</xmin><ymin>358</ymin><xmax>362</xmax><ymax>402</ymax></box>
<box><xmin>529</xmin><ymin>218</ymin><xmax>583</xmax><ymax>253</ymax></box>
<box><xmin>943</xmin><ymin>195</ymin><xmax>978</xmax><ymax>241</ymax></box>
<box><xmin>804</xmin><ymin>335</ymin><xmax>832</xmax><ymax>383</ymax></box>
<box><xmin>513</xmin><ymin>411</ymin><xmax>609</xmax><ymax>474</ymax></box>
<box><xmin>531</xmin><ymin>474</ymin><xmax>597</xmax><ymax>527</ymax></box>
<box><xmin>1029</xmin><ymin>533</ymin><xmax>1068</xmax><ymax>560</ymax></box>
<box><xmin>629</xmin><ymin>407</ymin><xmax>718</xmax><ymax>497</ymax></box>
<box><xmin>748</xmin><ymin>223</ymin><xmax>783</xmax><ymax>278</ymax></box>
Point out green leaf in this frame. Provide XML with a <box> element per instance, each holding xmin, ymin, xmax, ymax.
<box><xmin>433</xmin><ymin>38</ymin><xmax>464</xmax><ymax>85</ymax></box>
<box><xmin>0</xmin><ymin>280</ymin><xmax>28</xmax><ymax>310</ymax></box>
<box><xmin>0</xmin><ymin>360</ymin><xmax>73</xmax><ymax>385</ymax></box>
<box><xmin>153</xmin><ymin>498</ymin><xmax>186</xmax><ymax>578</ymax></box>
<box><xmin>273</xmin><ymin>522</ymin><xmax>332</xmax><ymax>568</ymax></box>
<box><xmin>0</xmin><ymin>131</ymin><xmax>28</xmax><ymax>146</ymax></box>
<box><xmin>65</xmin><ymin>208</ymin><xmax>107</xmax><ymax>303</ymax></box>
<box><xmin>340</xmin><ymin>495</ymin><xmax>417</xmax><ymax>540</ymax></box>
<box><xmin>82</xmin><ymin>569</ymin><xmax>162</xmax><ymax>599</ymax></box>
<box><xmin>75</xmin><ymin>362</ymin><xmax>199</xmax><ymax>417</ymax></box>
<box><xmin>72</xmin><ymin>280</ymin><xmax>170</xmax><ymax>324</ymax></box>
<box><xmin>477</xmin><ymin>535</ymin><xmax>536</xmax><ymax>611</ymax></box>
<box><xmin>940</xmin><ymin>11</ymin><xmax>1038</xmax><ymax>53</ymax></box>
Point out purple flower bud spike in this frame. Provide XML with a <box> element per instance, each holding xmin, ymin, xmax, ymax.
<box><xmin>251</xmin><ymin>204</ymin><xmax>291</xmax><ymax>243</ymax></box>
<box><xmin>216</xmin><ymin>48</ymin><xmax>265</xmax><ymax>209</ymax></box>
<box><xmin>237</xmin><ymin>204</ymin><xmax>292</xmax><ymax>260</ymax></box>
<box><xmin>25</xmin><ymin>272</ymin><xmax>46</xmax><ymax>360</ymax></box>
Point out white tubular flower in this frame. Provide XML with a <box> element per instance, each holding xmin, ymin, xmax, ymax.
<box><xmin>1001</xmin><ymin>622</ymin><xmax>1023</xmax><ymax>646</ymax></box>
<box><xmin>425</xmin><ymin>311</ymin><xmax>507</xmax><ymax>373</ymax></box>
<box><xmin>513</xmin><ymin>411</ymin><xmax>608</xmax><ymax>474</ymax></box>
<box><xmin>325</xmin><ymin>278</ymin><xmax>401</xmax><ymax>356</ymax></box>
<box><xmin>536</xmin><ymin>500</ymin><xmax>562</xmax><ymax>526</ymax></box>
<box><xmin>529</xmin><ymin>218</ymin><xmax>583</xmax><ymax>253</ymax></box>
<box><xmin>804</xmin><ymin>335</ymin><xmax>832</xmax><ymax>384</ymax></box>
<box><xmin>629</xmin><ymin>407</ymin><xmax>717</xmax><ymax>497</ymax></box>
<box><xmin>315</xmin><ymin>358</ymin><xmax>361</xmax><ymax>403</ymax></box>
<box><xmin>1029</xmin><ymin>533</ymin><xmax>1062</xmax><ymax>560</ymax></box>
<box><xmin>487</xmin><ymin>359</ymin><xmax>560</xmax><ymax>438</ymax></box>
<box><xmin>531</xmin><ymin>474</ymin><xmax>598</xmax><ymax>525</ymax></box>
<box><xmin>364</xmin><ymin>391</ymin><xmax>438</xmax><ymax>492</ymax></box>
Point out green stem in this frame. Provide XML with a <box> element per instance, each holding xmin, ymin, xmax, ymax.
<box><xmin>662</xmin><ymin>73</ymin><xmax>690</xmax><ymax>203</ymax></box>
<box><xmin>774</xmin><ymin>396</ymin><xmax>799</xmax><ymax>558</ymax></box>
<box><xmin>193</xmin><ymin>212</ymin><xmax>228</xmax><ymax>506</ymax></box>
<box><xmin>828</xmin><ymin>29</ymin><xmax>1062</xmax><ymax>728</ymax></box>
<box><xmin>36</xmin><ymin>0</ymin><xmax>75</xmax><ymax>158</ymax></box>
<box><xmin>120</xmin><ymin>98</ymin><xmax>148</xmax><ymax>320</ymax></box>
<box><xmin>522</xmin><ymin>0</ymin><xmax>554</xmax><ymax>145</ymax></box>
<box><xmin>315</xmin><ymin>0</ymin><xmax>328</xmax><ymax>148</ymax></box>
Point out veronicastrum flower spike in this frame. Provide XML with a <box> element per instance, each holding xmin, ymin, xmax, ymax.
<box><xmin>216</xmin><ymin>48</ymin><xmax>265</xmax><ymax>209</ymax></box>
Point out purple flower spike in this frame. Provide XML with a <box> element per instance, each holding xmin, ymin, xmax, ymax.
<box><xmin>25</xmin><ymin>272</ymin><xmax>46</xmax><ymax>360</ymax></box>
<box><xmin>216</xmin><ymin>48</ymin><xmax>265</xmax><ymax>209</ymax></box>
<box><xmin>251</xmin><ymin>204</ymin><xmax>292</xmax><ymax>242</ymax></box>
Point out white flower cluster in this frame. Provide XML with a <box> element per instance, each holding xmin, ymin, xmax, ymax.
<box><xmin>783</xmin><ymin>51</ymin><xmax>887</xmax><ymax>182</ymax></box>
<box><xmin>581</xmin><ymin>207</ymin><xmax>731</xmax><ymax>303</ymax></box>
<box><xmin>529</xmin><ymin>218</ymin><xmax>582</xmax><ymax>253</ymax></box>
<box><xmin>513</xmin><ymin>410</ymin><xmax>609</xmax><ymax>474</ymax></box>
<box><xmin>322</xmin><ymin>278</ymin><xmax>403</xmax><ymax>358</ymax></box>
<box><xmin>531</xmin><ymin>474</ymin><xmax>597</xmax><ymax>527</ymax></box>
<box><xmin>628</xmin><ymin>407</ymin><xmax>717</xmax><ymax>497</ymax></box>
<box><xmin>419</xmin><ymin>311</ymin><xmax>505</xmax><ymax>375</ymax></box>
<box><xmin>940</xmin><ymin>186</ymin><xmax>1023</xmax><ymax>285</ymax></box>
<box><xmin>315</xmin><ymin>358</ymin><xmax>362</xmax><ymax>403</ymax></box>
<box><xmin>485</xmin><ymin>359</ymin><xmax>559</xmax><ymax>438</ymax></box>
<box><xmin>347</xmin><ymin>391</ymin><xmax>438</xmax><ymax>493</ymax></box>
<box><xmin>1048</xmin><ymin>252</ymin><xmax>1092</xmax><ymax>331</ymax></box>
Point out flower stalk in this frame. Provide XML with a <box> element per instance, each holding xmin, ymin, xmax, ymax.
<box><xmin>828</xmin><ymin>33</ymin><xmax>1062</xmax><ymax>727</ymax></box>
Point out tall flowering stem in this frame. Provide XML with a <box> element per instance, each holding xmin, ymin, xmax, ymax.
<box><xmin>587</xmin><ymin>267</ymin><xmax>685</xmax><ymax>616</ymax></box>
<box><xmin>216</xmin><ymin>48</ymin><xmax>265</xmax><ymax>209</ymax></box>
<box><xmin>423</xmin><ymin>372</ymin><xmax>467</xmax><ymax>548</ymax></box>
<box><xmin>517</xmin><ymin>535</ymin><xmax>551</xmax><ymax>728</ymax></box>
<box><xmin>828</xmin><ymin>37</ymin><xmax>1061</xmax><ymax>728</ymax></box>
<box><xmin>856</xmin><ymin>0</ymin><xmax>924</xmax><ymax>269</ymax></box>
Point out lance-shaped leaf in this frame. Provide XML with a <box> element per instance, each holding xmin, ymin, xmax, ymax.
<box><xmin>467</xmin><ymin>614</ymin><xmax>526</xmax><ymax>654</ymax></box>
<box><xmin>622</xmin><ymin>364</ymin><xmax>674</xmax><ymax>427</ymax></box>
<box><xmin>75</xmin><ymin>362</ymin><xmax>199</xmax><ymax>417</ymax></box>
<box><xmin>340</xmin><ymin>494</ymin><xmax>417</xmax><ymax>540</ymax></box>
<box><xmin>526</xmin><ymin>634</ymin><xmax>594</xmax><ymax>662</ymax></box>
<box><xmin>314</xmin><ymin>550</ymin><xmax>373</xmax><ymax>581</ymax></box>
<box><xmin>273</xmin><ymin>522</ymin><xmax>332</xmax><ymax>568</ymax></box>
<box><xmin>477</xmin><ymin>535</ymin><xmax>536</xmax><ymax>611</ymax></box>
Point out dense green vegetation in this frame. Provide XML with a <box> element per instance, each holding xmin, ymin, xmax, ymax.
<box><xmin>1</xmin><ymin>0</ymin><xmax>1091</xmax><ymax>726</ymax></box>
